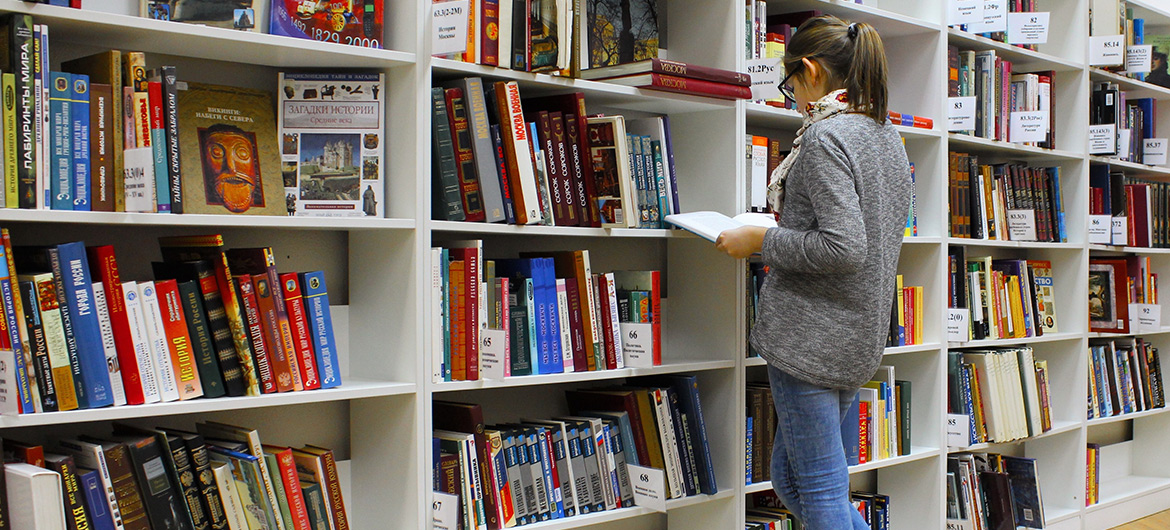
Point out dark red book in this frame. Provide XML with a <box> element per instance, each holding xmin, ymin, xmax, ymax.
<box><xmin>234</xmin><ymin>275</ymin><xmax>276</xmax><ymax>394</ymax></box>
<box><xmin>535</xmin><ymin>111</ymin><xmax>575</xmax><ymax>226</ymax></box>
<box><xmin>86</xmin><ymin>245</ymin><xmax>145</xmax><ymax>404</ymax></box>
<box><xmin>448</xmin><ymin>247</ymin><xmax>479</xmax><ymax>381</ymax></box>
<box><xmin>601</xmin><ymin>73</ymin><xmax>753</xmax><ymax>100</ymax></box>
<box><xmin>548</xmin><ymin>112</ymin><xmax>580</xmax><ymax>227</ymax></box>
<box><xmin>444</xmin><ymin>87</ymin><xmax>486</xmax><ymax>222</ymax></box>
<box><xmin>250</xmin><ymin>274</ymin><xmax>295</xmax><ymax>392</ymax></box>
<box><xmin>89</xmin><ymin>83</ymin><xmax>115</xmax><ymax>212</ymax></box>
<box><xmin>581</xmin><ymin>58</ymin><xmax>752</xmax><ymax>86</ymax></box>
<box><xmin>433</xmin><ymin>401</ymin><xmax>501</xmax><ymax>529</ymax></box>
<box><xmin>226</xmin><ymin>248</ymin><xmax>302</xmax><ymax>391</ymax></box>
<box><xmin>279</xmin><ymin>272</ymin><xmax>321</xmax><ymax>391</ymax></box>
<box><xmin>564</xmin><ymin>281</ymin><xmax>587</xmax><ymax>373</ymax></box>
<box><xmin>523</xmin><ymin>94</ymin><xmax>601</xmax><ymax>227</ymax></box>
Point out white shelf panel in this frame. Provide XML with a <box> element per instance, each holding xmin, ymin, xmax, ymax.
<box><xmin>1126</xmin><ymin>0</ymin><xmax>1170</xmax><ymax>26</ymax></box>
<box><xmin>744</xmin><ymin>447</ymin><xmax>941</xmax><ymax>494</ymax></box>
<box><xmin>947</xmin><ymin>133</ymin><xmax>1085</xmax><ymax>161</ymax></box>
<box><xmin>0</xmin><ymin>1</ymin><xmax>415</xmax><ymax>68</ymax></box>
<box><xmin>946</xmin><ymin>237</ymin><xmax>1082</xmax><ymax>249</ymax></box>
<box><xmin>1088</xmin><ymin>244</ymin><xmax>1170</xmax><ymax>255</ymax></box>
<box><xmin>884</xmin><ymin>342</ymin><xmax>944</xmax><ymax>356</ymax></box>
<box><xmin>431</xmin><ymin>220</ymin><xmax>690</xmax><ymax>238</ymax></box>
<box><xmin>432</xmin><ymin>360</ymin><xmax>736</xmax><ymax>392</ymax></box>
<box><xmin>0</xmin><ymin>209</ymin><xmax>417</xmax><ymax>231</ymax></box>
<box><xmin>894</xmin><ymin>125</ymin><xmax>946</xmax><ymax>139</ymax></box>
<box><xmin>0</xmin><ymin>379</ymin><xmax>415</xmax><ymax>428</ymax></box>
<box><xmin>1088</xmin><ymin>156</ymin><xmax>1170</xmax><ymax>178</ymax></box>
<box><xmin>745</xmin><ymin>357</ymin><xmax>766</xmax><ymax>367</ymax></box>
<box><xmin>745</xmin><ymin>102</ymin><xmax>803</xmax><ymax>130</ymax></box>
<box><xmin>1089</xmin><ymin>327</ymin><xmax>1170</xmax><ymax>339</ymax></box>
<box><xmin>904</xmin><ymin>236</ymin><xmax>944</xmax><ymax>244</ymax></box>
<box><xmin>1088</xmin><ymin>68</ymin><xmax>1170</xmax><ymax>99</ymax></box>
<box><xmin>949</xmin><ymin>420</ymin><xmax>1081</xmax><ymax>452</ymax></box>
<box><xmin>518</xmin><ymin>490</ymin><xmax>735</xmax><ymax>530</ymax></box>
<box><xmin>949</xmin><ymin>331</ymin><xmax>1084</xmax><ymax>349</ymax></box>
<box><xmin>782</xmin><ymin>0</ymin><xmax>943</xmax><ymax>38</ymax></box>
<box><xmin>1045</xmin><ymin>506</ymin><xmax>1082</xmax><ymax>525</ymax></box>
<box><xmin>1088</xmin><ymin>406</ymin><xmax>1170</xmax><ymax>427</ymax></box>
<box><xmin>946</xmin><ymin>29</ymin><xmax>1084</xmax><ymax>71</ymax></box>
<box><xmin>1088</xmin><ymin>476</ymin><xmax>1170</xmax><ymax>513</ymax></box>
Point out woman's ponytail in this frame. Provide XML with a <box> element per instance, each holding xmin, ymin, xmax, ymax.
<box><xmin>784</xmin><ymin>16</ymin><xmax>890</xmax><ymax>125</ymax></box>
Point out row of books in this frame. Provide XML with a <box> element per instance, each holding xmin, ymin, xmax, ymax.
<box><xmin>946</xmin><ymin>452</ymin><xmax>1046</xmax><ymax>530</ymax></box>
<box><xmin>743</xmin><ymin>490</ymin><xmax>890</xmax><ymax>530</ymax></box>
<box><xmin>1090</xmin><ymin>0</ymin><xmax>1170</xmax><ymax>88</ymax></box>
<box><xmin>948</xmin><ymin>347</ymin><xmax>1054</xmax><ymax>445</ymax></box>
<box><xmin>1090</xmin><ymin>168</ymin><xmax>1170</xmax><ymax>248</ymax></box>
<box><xmin>431</xmin><ymin>242</ymin><xmax>661</xmax><ymax>382</ymax></box>
<box><xmin>0</xmin><ymin>232</ymin><xmax>341</xmax><ymax>415</ymax></box>
<box><xmin>1089</xmin><ymin>256</ymin><xmax>1157</xmax><ymax>334</ymax></box>
<box><xmin>432</xmin><ymin>81</ymin><xmax>680</xmax><ymax>228</ymax></box>
<box><xmin>947</xmin><ymin>154</ymin><xmax>1068</xmax><ymax>242</ymax></box>
<box><xmin>888</xmin><ymin>275</ymin><xmax>926</xmax><ymax>347</ymax></box>
<box><xmin>1088</xmin><ymin>337</ymin><xmax>1166</xmax><ymax>420</ymax></box>
<box><xmin>2</xmin><ymin>421</ymin><xmax>347</xmax><ymax>530</ymax></box>
<box><xmin>745</xmin><ymin>135</ymin><xmax>787</xmax><ymax>213</ymax></box>
<box><xmin>949</xmin><ymin>0</ymin><xmax>1040</xmax><ymax>51</ymax></box>
<box><xmin>0</xmin><ymin>18</ymin><xmax>386</xmax><ymax>217</ymax></box>
<box><xmin>433</xmin><ymin>376</ymin><xmax>716</xmax><ymax>529</ymax></box>
<box><xmin>946</xmin><ymin>45</ymin><xmax>1057</xmax><ymax>147</ymax></box>
<box><xmin>744</xmin><ymin>3</ymin><xmax>792</xmax><ymax>109</ymax></box>
<box><xmin>1086</xmin><ymin>443</ymin><xmax>1101</xmax><ymax>506</ymax></box>
<box><xmin>948</xmin><ymin>248</ymin><xmax>1061</xmax><ymax>341</ymax></box>
<box><xmin>1091</xmin><ymin>84</ymin><xmax>1157</xmax><ymax>162</ymax></box>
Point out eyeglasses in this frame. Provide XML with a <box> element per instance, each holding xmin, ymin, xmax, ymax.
<box><xmin>779</xmin><ymin>62</ymin><xmax>802</xmax><ymax>102</ymax></box>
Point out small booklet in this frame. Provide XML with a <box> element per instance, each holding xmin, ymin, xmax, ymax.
<box><xmin>664</xmin><ymin>211</ymin><xmax>777</xmax><ymax>242</ymax></box>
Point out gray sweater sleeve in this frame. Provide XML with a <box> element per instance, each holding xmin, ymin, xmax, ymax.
<box><xmin>761</xmin><ymin>133</ymin><xmax>867</xmax><ymax>274</ymax></box>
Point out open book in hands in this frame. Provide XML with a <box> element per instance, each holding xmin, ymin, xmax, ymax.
<box><xmin>664</xmin><ymin>211</ymin><xmax>777</xmax><ymax>242</ymax></box>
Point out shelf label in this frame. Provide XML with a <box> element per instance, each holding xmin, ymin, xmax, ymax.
<box><xmin>1089</xmin><ymin>215</ymin><xmax>1112</xmax><ymax>243</ymax></box>
<box><xmin>947</xmin><ymin>308</ymin><xmax>970</xmax><ymax>343</ymax></box>
<box><xmin>1007</xmin><ymin>209</ymin><xmax>1038</xmax><ymax>241</ymax></box>
<box><xmin>619</xmin><ymin>323</ymin><xmax>655</xmax><ymax>368</ymax></box>
<box><xmin>1090</xmin><ymin>35</ymin><xmax>1126</xmax><ymax>66</ymax></box>
<box><xmin>746</xmin><ymin>58</ymin><xmax>783</xmax><ymax>100</ymax></box>
<box><xmin>948</xmin><ymin>97</ymin><xmax>977</xmax><ymax>131</ymax></box>
<box><xmin>1136</xmin><ymin>304</ymin><xmax>1161</xmax><ymax>332</ymax></box>
<box><xmin>479</xmin><ymin>328</ymin><xmax>507</xmax><ymax>379</ymax></box>
<box><xmin>968</xmin><ymin>0</ymin><xmax>1007</xmax><ymax>33</ymax></box>
<box><xmin>1127</xmin><ymin>44</ymin><xmax>1154</xmax><ymax>74</ymax></box>
<box><xmin>1112</xmin><ymin>216</ymin><xmax>1128</xmax><ymax>245</ymax></box>
<box><xmin>947</xmin><ymin>414</ymin><xmax>971</xmax><ymax>448</ymax></box>
<box><xmin>627</xmin><ymin>465</ymin><xmax>667</xmax><ymax>512</ymax></box>
<box><xmin>1009</xmin><ymin>111</ymin><xmax>1048</xmax><ymax>143</ymax></box>
<box><xmin>1120</xmin><ymin>128</ymin><xmax>1133</xmax><ymax>159</ymax></box>
<box><xmin>432</xmin><ymin>491</ymin><xmax>459</xmax><ymax>530</ymax></box>
<box><xmin>1089</xmin><ymin>124</ymin><xmax>1117</xmax><ymax>155</ymax></box>
<box><xmin>949</xmin><ymin>0</ymin><xmax>983</xmax><ymax>26</ymax></box>
<box><xmin>1144</xmin><ymin>138</ymin><xmax>1168</xmax><ymax>165</ymax></box>
<box><xmin>431</xmin><ymin>0</ymin><xmax>470</xmax><ymax>56</ymax></box>
<box><xmin>947</xmin><ymin>519</ymin><xmax>976</xmax><ymax>530</ymax></box>
<box><xmin>1007</xmin><ymin>12</ymin><xmax>1049</xmax><ymax>45</ymax></box>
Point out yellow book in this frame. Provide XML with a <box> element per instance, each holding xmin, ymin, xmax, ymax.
<box><xmin>895</xmin><ymin>275</ymin><xmax>905</xmax><ymax>345</ymax></box>
<box><xmin>132</xmin><ymin>92</ymin><xmax>151</xmax><ymax>150</ymax></box>
<box><xmin>913</xmin><ymin>286</ymin><xmax>924</xmax><ymax>345</ymax></box>
<box><xmin>2</xmin><ymin>73</ymin><xmax>15</xmax><ymax>209</ymax></box>
<box><xmin>764</xmin><ymin>33</ymin><xmax>785</xmax><ymax>106</ymax></box>
<box><xmin>1007</xmin><ymin>276</ymin><xmax>1026</xmax><ymax>339</ymax></box>
<box><xmin>19</xmin><ymin>273</ymin><xmax>79</xmax><ymax>411</ymax></box>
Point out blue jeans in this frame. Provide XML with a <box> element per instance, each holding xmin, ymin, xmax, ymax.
<box><xmin>768</xmin><ymin>364</ymin><xmax>870</xmax><ymax>530</ymax></box>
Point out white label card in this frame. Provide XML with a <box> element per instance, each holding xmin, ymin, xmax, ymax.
<box><xmin>1127</xmin><ymin>45</ymin><xmax>1153</xmax><ymax>74</ymax></box>
<box><xmin>1090</xmin><ymin>35</ymin><xmax>1126</xmax><ymax>66</ymax></box>
<box><xmin>968</xmin><ymin>0</ymin><xmax>1007</xmax><ymax>32</ymax></box>
<box><xmin>432</xmin><ymin>492</ymin><xmax>459</xmax><ymax>530</ymax></box>
<box><xmin>747</xmin><ymin>58</ymin><xmax>783</xmax><ymax>100</ymax></box>
<box><xmin>1009</xmin><ymin>111</ymin><xmax>1048</xmax><ymax>143</ymax></box>
<box><xmin>1136</xmin><ymin>304</ymin><xmax>1163</xmax><ymax>331</ymax></box>
<box><xmin>1008</xmin><ymin>209</ymin><xmax>1037</xmax><ymax>240</ymax></box>
<box><xmin>619</xmin><ymin>323</ymin><xmax>655</xmax><ymax>368</ymax></box>
<box><xmin>1144</xmin><ymin>138</ymin><xmax>1168</xmax><ymax>165</ymax></box>
<box><xmin>1007</xmin><ymin>12</ymin><xmax>1049</xmax><ymax>44</ymax></box>
<box><xmin>947</xmin><ymin>309</ymin><xmax>970</xmax><ymax>343</ymax></box>
<box><xmin>1089</xmin><ymin>124</ymin><xmax>1118</xmax><ymax>155</ymax></box>
<box><xmin>948</xmin><ymin>97</ymin><xmax>977</xmax><ymax>131</ymax></box>
<box><xmin>479</xmin><ymin>329</ymin><xmax>507</xmax><ymax>379</ymax></box>
<box><xmin>947</xmin><ymin>414</ymin><xmax>971</xmax><ymax>447</ymax></box>
<box><xmin>1089</xmin><ymin>215</ymin><xmax>1113</xmax><ymax>244</ymax></box>
<box><xmin>431</xmin><ymin>0</ymin><xmax>470</xmax><ymax>56</ymax></box>
<box><xmin>628</xmin><ymin>465</ymin><xmax>667</xmax><ymax>512</ymax></box>
<box><xmin>1112</xmin><ymin>217</ymin><xmax>1128</xmax><ymax>245</ymax></box>
<box><xmin>949</xmin><ymin>0</ymin><xmax>983</xmax><ymax>25</ymax></box>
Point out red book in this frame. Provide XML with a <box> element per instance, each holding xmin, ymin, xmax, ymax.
<box><xmin>235</xmin><ymin>275</ymin><xmax>276</xmax><ymax>394</ymax></box>
<box><xmin>279</xmin><ymin>272</ymin><xmax>320</xmax><ymax>391</ymax></box>
<box><xmin>226</xmin><ymin>248</ymin><xmax>303</xmax><ymax>391</ymax></box>
<box><xmin>535</xmin><ymin>111</ymin><xmax>575</xmax><ymax>226</ymax></box>
<box><xmin>444</xmin><ymin>87</ymin><xmax>486</xmax><ymax>222</ymax></box>
<box><xmin>264</xmin><ymin>445</ymin><xmax>313</xmax><ymax>530</ymax></box>
<box><xmin>155</xmin><ymin>280</ymin><xmax>203</xmax><ymax>400</ymax></box>
<box><xmin>449</xmin><ymin>247</ymin><xmax>479</xmax><ymax>381</ymax></box>
<box><xmin>481</xmin><ymin>0</ymin><xmax>499</xmax><ymax>67</ymax></box>
<box><xmin>250</xmin><ymin>275</ymin><xmax>295</xmax><ymax>392</ymax></box>
<box><xmin>433</xmin><ymin>401</ymin><xmax>501</xmax><ymax>529</ymax></box>
<box><xmin>564</xmin><ymin>281</ymin><xmax>587</xmax><ymax>373</ymax></box>
<box><xmin>601</xmin><ymin>73</ymin><xmax>753</xmax><ymax>100</ymax></box>
<box><xmin>858</xmin><ymin>400</ymin><xmax>869</xmax><ymax>464</ymax></box>
<box><xmin>300</xmin><ymin>446</ymin><xmax>349</xmax><ymax>530</ymax></box>
<box><xmin>580</xmin><ymin>58</ymin><xmax>752</xmax><ymax>86</ymax></box>
<box><xmin>448</xmin><ymin>261</ymin><xmax>466</xmax><ymax>381</ymax></box>
<box><xmin>4</xmin><ymin>439</ymin><xmax>44</xmax><ymax>467</ymax></box>
<box><xmin>86</xmin><ymin>245</ymin><xmax>144</xmax><ymax>405</ymax></box>
<box><xmin>524</xmin><ymin>94</ymin><xmax>601</xmax><ymax>227</ymax></box>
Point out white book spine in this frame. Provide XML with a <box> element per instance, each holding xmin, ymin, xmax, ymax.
<box><xmin>604</xmin><ymin>273</ymin><xmax>623</xmax><ymax>369</ymax></box>
<box><xmin>211</xmin><ymin>462</ymin><xmax>250</xmax><ymax>530</ymax></box>
<box><xmin>121</xmin><ymin>281</ymin><xmax>161</xmax><ymax>404</ymax></box>
<box><xmin>599</xmin><ymin>424</ymin><xmax>620</xmax><ymax>506</ymax></box>
<box><xmin>750</xmin><ymin>138</ymin><xmax>767</xmax><ymax>210</ymax></box>
<box><xmin>502</xmin><ymin>82</ymin><xmax>541</xmax><ymax>225</ymax></box>
<box><xmin>654</xmin><ymin>389</ymin><xmax>685</xmax><ymax>498</ymax></box>
<box><xmin>138</xmin><ymin>282</ymin><xmax>180</xmax><ymax>402</ymax></box>
<box><xmin>498</xmin><ymin>0</ymin><xmax>512</xmax><ymax>70</ymax></box>
<box><xmin>58</xmin><ymin>441</ymin><xmax>126</xmax><ymax>530</ymax></box>
<box><xmin>431</xmin><ymin>248</ymin><xmax>444</xmax><ymax>384</ymax></box>
<box><xmin>91</xmin><ymin>282</ymin><xmax>127</xmax><ymax>407</ymax></box>
<box><xmin>6</xmin><ymin>462</ymin><xmax>66</xmax><ymax>529</ymax></box>
<box><xmin>556</xmin><ymin>279</ymin><xmax>573</xmax><ymax>373</ymax></box>
<box><xmin>588</xmin><ymin>420</ymin><xmax>615</xmax><ymax>510</ymax></box>
<box><xmin>580</xmin><ymin>251</ymin><xmax>600</xmax><ymax>354</ymax></box>
<box><xmin>0</xmin><ymin>348</ymin><xmax>18</xmax><ymax>414</ymax></box>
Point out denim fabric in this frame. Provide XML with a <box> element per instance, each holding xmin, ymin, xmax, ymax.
<box><xmin>768</xmin><ymin>364</ymin><xmax>870</xmax><ymax>530</ymax></box>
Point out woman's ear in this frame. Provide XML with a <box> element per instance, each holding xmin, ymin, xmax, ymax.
<box><xmin>801</xmin><ymin>57</ymin><xmax>821</xmax><ymax>86</ymax></box>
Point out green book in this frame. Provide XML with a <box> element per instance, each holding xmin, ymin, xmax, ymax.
<box><xmin>263</xmin><ymin>452</ymin><xmax>295</xmax><ymax>530</ymax></box>
<box><xmin>300</xmin><ymin>481</ymin><xmax>330</xmax><ymax>530</ymax></box>
<box><xmin>896</xmin><ymin>380</ymin><xmax>912</xmax><ymax>457</ymax></box>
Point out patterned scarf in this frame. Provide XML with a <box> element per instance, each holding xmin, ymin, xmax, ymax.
<box><xmin>767</xmin><ymin>89</ymin><xmax>851</xmax><ymax>218</ymax></box>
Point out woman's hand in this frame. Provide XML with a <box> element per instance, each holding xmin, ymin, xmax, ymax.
<box><xmin>715</xmin><ymin>226</ymin><xmax>768</xmax><ymax>259</ymax></box>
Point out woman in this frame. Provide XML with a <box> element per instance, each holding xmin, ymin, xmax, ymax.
<box><xmin>716</xmin><ymin>16</ymin><xmax>911</xmax><ymax>530</ymax></box>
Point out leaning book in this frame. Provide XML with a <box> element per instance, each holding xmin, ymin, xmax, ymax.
<box><xmin>279</xmin><ymin>73</ymin><xmax>385</xmax><ymax>217</ymax></box>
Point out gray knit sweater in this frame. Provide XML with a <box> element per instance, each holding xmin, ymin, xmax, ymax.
<box><xmin>749</xmin><ymin>113</ymin><xmax>911</xmax><ymax>390</ymax></box>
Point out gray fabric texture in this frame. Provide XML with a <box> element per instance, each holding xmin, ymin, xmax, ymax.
<box><xmin>749</xmin><ymin>113</ymin><xmax>911</xmax><ymax>390</ymax></box>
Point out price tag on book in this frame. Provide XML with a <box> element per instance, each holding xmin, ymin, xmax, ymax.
<box><xmin>947</xmin><ymin>414</ymin><xmax>971</xmax><ymax>448</ymax></box>
<box><xmin>1089</xmin><ymin>215</ymin><xmax>1112</xmax><ymax>244</ymax></box>
<box><xmin>1127</xmin><ymin>45</ymin><xmax>1154</xmax><ymax>74</ymax></box>
<box><xmin>1136</xmin><ymin>304</ymin><xmax>1161</xmax><ymax>332</ymax></box>
<box><xmin>1089</xmin><ymin>124</ymin><xmax>1117</xmax><ymax>155</ymax></box>
<box><xmin>431</xmin><ymin>0</ymin><xmax>469</xmax><ymax>56</ymax></box>
<box><xmin>947</xmin><ymin>309</ymin><xmax>970</xmax><ymax>343</ymax></box>
<box><xmin>620</xmin><ymin>323</ymin><xmax>655</xmax><ymax>368</ymax></box>
<box><xmin>1007</xmin><ymin>12</ymin><xmax>1049</xmax><ymax>45</ymax></box>
<box><xmin>968</xmin><ymin>0</ymin><xmax>1007</xmax><ymax>33</ymax></box>
<box><xmin>949</xmin><ymin>0</ymin><xmax>983</xmax><ymax>26</ymax></box>
<box><xmin>1090</xmin><ymin>35</ymin><xmax>1127</xmax><ymax>66</ymax></box>
<box><xmin>1112</xmin><ymin>217</ymin><xmax>1128</xmax><ymax>245</ymax></box>
<box><xmin>948</xmin><ymin>97</ymin><xmax>977</xmax><ymax>131</ymax></box>
<box><xmin>1009</xmin><ymin>111</ymin><xmax>1048</xmax><ymax>143</ymax></box>
<box><xmin>747</xmin><ymin>58</ymin><xmax>783</xmax><ymax>100</ymax></box>
<box><xmin>627</xmin><ymin>464</ymin><xmax>667</xmax><ymax>512</ymax></box>
<box><xmin>479</xmin><ymin>329</ymin><xmax>507</xmax><ymax>379</ymax></box>
<box><xmin>432</xmin><ymin>491</ymin><xmax>459</xmax><ymax>530</ymax></box>
<box><xmin>1144</xmin><ymin>138</ymin><xmax>1168</xmax><ymax>165</ymax></box>
<box><xmin>1008</xmin><ymin>209</ymin><xmax>1038</xmax><ymax>240</ymax></box>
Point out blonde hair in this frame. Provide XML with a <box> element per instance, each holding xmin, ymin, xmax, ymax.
<box><xmin>783</xmin><ymin>16</ymin><xmax>889</xmax><ymax>125</ymax></box>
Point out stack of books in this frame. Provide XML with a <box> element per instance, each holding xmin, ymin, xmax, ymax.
<box><xmin>947</xmin><ymin>452</ymin><xmax>1045</xmax><ymax>529</ymax></box>
<box><xmin>1088</xmin><ymin>337</ymin><xmax>1166</xmax><ymax>419</ymax></box>
<box><xmin>580</xmin><ymin>59</ymin><xmax>752</xmax><ymax>100</ymax></box>
<box><xmin>948</xmin><ymin>347</ymin><xmax>1054</xmax><ymax>445</ymax></box>
<box><xmin>948</xmin><ymin>154</ymin><xmax>1068</xmax><ymax>242</ymax></box>
<box><xmin>888</xmin><ymin>275</ymin><xmax>926</xmax><ymax>347</ymax></box>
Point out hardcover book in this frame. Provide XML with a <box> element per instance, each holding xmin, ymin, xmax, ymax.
<box><xmin>587</xmin><ymin>0</ymin><xmax>658</xmax><ymax>69</ymax></box>
<box><xmin>142</xmin><ymin>0</ymin><xmax>264</xmax><ymax>31</ymax></box>
<box><xmin>269</xmin><ymin>0</ymin><xmax>382</xmax><ymax>48</ymax></box>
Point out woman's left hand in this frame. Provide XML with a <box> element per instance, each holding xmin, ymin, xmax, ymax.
<box><xmin>715</xmin><ymin>226</ymin><xmax>768</xmax><ymax>259</ymax></box>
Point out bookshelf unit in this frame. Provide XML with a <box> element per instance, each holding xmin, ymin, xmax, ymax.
<box><xmin>3</xmin><ymin>0</ymin><xmax>1170</xmax><ymax>528</ymax></box>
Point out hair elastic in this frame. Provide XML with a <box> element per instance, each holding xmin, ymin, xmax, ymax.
<box><xmin>847</xmin><ymin>23</ymin><xmax>859</xmax><ymax>39</ymax></box>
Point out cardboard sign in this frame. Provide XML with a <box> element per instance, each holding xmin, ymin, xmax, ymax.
<box><xmin>747</xmin><ymin>58</ymin><xmax>783</xmax><ymax>100</ymax></box>
<box><xmin>1127</xmin><ymin>45</ymin><xmax>1153</xmax><ymax>74</ymax></box>
<box><xmin>1090</xmin><ymin>35</ymin><xmax>1126</xmax><ymax>66</ymax></box>
<box><xmin>1089</xmin><ymin>215</ymin><xmax>1112</xmax><ymax>244</ymax></box>
<box><xmin>1008</xmin><ymin>209</ymin><xmax>1038</xmax><ymax>241</ymax></box>
<box><xmin>627</xmin><ymin>464</ymin><xmax>667</xmax><ymax>512</ymax></box>
<box><xmin>1144</xmin><ymin>138</ymin><xmax>1168</xmax><ymax>165</ymax></box>
<box><xmin>947</xmin><ymin>414</ymin><xmax>971</xmax><ymax>447</ymax></box>
<box><xmin>1089</xmin><ymin>124</ymin><xmax>1117</xmax><ymax>155</ymax></box>
<box><xmin>432</xmin><ymin>492</ymin><xmax>459</xmax><ymax>530</ymax></box>
<box><xmin>431</xmin><ymin>0</ymin><xmax>470</xmax><ymax>56</ymax></box>
<box><xmin>479</xmin><ymin>329</ymin><xmax>507</xmax><ymax>379</ymax></box>
<box><xmin>619</xmin><ymin>323</ymin><xmax>655</xmax><ymax>368</ymax></box>
<box><xmin>1112</xmin><ymin>217</ymin><xmax>1128</xmax><ymax>245</ymax></box>
<box><xmin>948</xmin><ymin>97</ymin><xmax>977</xmax><ymax>131</ymax></box>
<box><xmin>1007</xmin><ymin>12</ymin><xmax>1049</xmax><ymax>45</ymax></box>
<box><xmin>949</xmin><ymin>0</ymin><xmax>983</xmax><ymax>26</ymax></box>
<box><xmin>968</xmin><ymin>0</ymin><xmax>1007</xmax><ymax>33</ymax></box>
<box><xmin>948</xmin><ymin>308</ymin><xmax>971</xmax><ymax>343</ymax></box>
<box><xmin>1009</xmin><ymin>111</ymin><xmax>1048</xmax><ymax>143</ymax></box>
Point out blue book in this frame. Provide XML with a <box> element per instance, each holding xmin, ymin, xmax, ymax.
<box><xmin>494</xmin><ymin>259</ymin><xmax>547</xmax><ymax>372</ymax></box>
<box><xmin>0</xmin><ymin>245</ymin><xmax>31</xmax><ymax>413</ymax></box>
<box><xmin>650</xmin><ymin>140</ymin><xmax>670</xmax><ymax>226</ymax></box>
<box><xmin>1049</xmin><ymin>167</ymin><xmax>1066</xmax><ymax>242</ymax></box>
<box><xmin>70</xmin><ymin>74</ymin><xmax>91</xmax><ymax>211</ymax></box>
<box><xmin>600</xmin><ymin>424</ymin><xmax>621</xmax><ymax>505</ymax></box>
<box><xmin>79</xmin><ymin>467</ymin><xmax>117</xmax><ymax>530</ymax></box>
<box><xmin>536</xmin><ymin>428</ymin><xmax>564</xmax><ymax>518</ymax></box>
<box><xmin>634</xmin><ymin>374</ymin><xmax>718</xmax><ymax>494</ymax></box>
<box><xmin>842</xmin><ymin>394</ymin><xmax>861</xmax><ymax>466</ymax></box>
<box><xmin>574</xmin><ymin>425</ymin><xmax>605</xmax><ymax>512</ymax></box>
<box><xmin>489</xmin><ymin>124</ymin><xmax>516</xmax><ymax>224</ymax></box>
<box><xmin>535</xmin><ymin>258</ymin><xmax>563</xmax><ymax>374</ymax></box>
<box><xmin>54</xmin><ymin>241</ymin><xmax>114</xmax><ymax>408</ymax></box>
<box><xmin>149</xmin><ymin>83</ymin><xmax>170</xmax><ymax>213</ymax></box>
<box><xmin>50</xmin><ymin>71</ymin><xmax>72</xmax><ymax>211</ymax></box>
<box><xmin>299</xmin><ymin>271</ymin><xmax>341</xmax><ymax>389</ymax></box>
<box><xmin>745</xmin><ymin>416</ymin><xmax>753</xmax><ymax>485</ymax></box>
<box><xmin>1135</xmin><ymin>18</ymin><xmax>1146</xmax><ymax>82</ymax></box>
<box><xmin>661</xmin><ymin>115</ymin><xmax>681</xmax><ymax>216</ymax></box>
<box><xmin>579</xmin><ymin>411</ymin><xmax>639</xmax><ymax>467</ymax></box>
